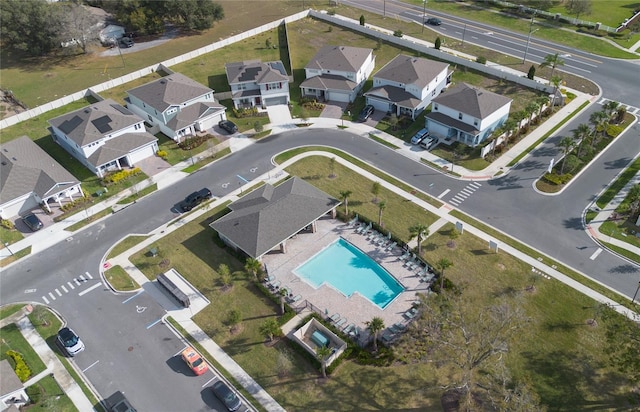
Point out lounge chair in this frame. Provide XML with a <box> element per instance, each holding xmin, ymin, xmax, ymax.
<box><xmin>289</xmin><ymin>294</ymin><xmax>302</xmax><ymax>304</ymax></box>
<box><xmin>390</xmin><ymin>323</ymin><xmax>406</xmax><ymax>333</ymax></box>
<box><xmin>381</xmin><ymin>330</ymin><xmax>396</xmax><ymax>344</ymax></box>
<box><xmin>355</xmin><ymin>223</ymin><xmax>365</xmax><ymax>234</ymax></box>
<box><xmin>386</xmin><ymin>241</ymin><xmax>397</xmax><ymax>252</ymax></box>
<box><xmin>349</xmin><ymin>326</ymin><xmax>360</xmax><ymax>338</ymax></box>
<box><xmin>403</xmin><ymin>307</ymin><xmax>418</xmax><ymax>320</ymax></box>
<box><xmin>268</xmin><ymin>279</ymin><xmax>281</xmax><ymax>290</ymax></box>
<box><xmin>336</xmin><ymin>318</ymin><xmax>347</xmax><ymax>327</ymax></box>
<box><xmin>263</xmin><ymin>274</ymin><xmax>275</xmax><ymax>283</ymax></box>
<box><xmin>343</xmin><ymin>323</ymin><xmax>356</xmax><ymax>334</ymax></box>
<box><xmin>330</xmin><ymin>313</ymin><xmax>341</xmax><ymax>322</ymax></box>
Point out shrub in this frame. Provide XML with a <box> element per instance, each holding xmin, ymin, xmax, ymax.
<box><xmin>527</xmin><ymin>65</ymin><xmax>536</xmax><ymax>80</ymax></box>
<box><xmin>232</xmin><ymin>106</ymin><xmax>259</xmax><ymax>118</ymax></box>
<box><xmin>253</xmin><ymin>121</ymin><xmax>264</xmax><ymax>132</ymax></box>
<box><xmin>542</xmin><ymin>172</ymin><xmax>572</xmax><ymax>185</ymax></box>
<box><xmin>359</xmin><ymin>15</ymin><xmax>365</xmax><ymax>26</ymax></box>
<box><xmin>393</xmin><ymin>30</ymin><xmax>403</xmax><ymax>38</ymax></box>
<box><xmin>26</xmin><ymin>384</ymin><xmax>42</xmax><ymax>404</ymax></box>
<box><xmin>1</xmin><ymin>219</ymin><xmax>15</xmax><ymax>230</ymax></box>
<box><xmin>156</xmin><ymin>150</ymin><xmax>168</xmax><ymax>159</ymax></box>
<box><xmin>178</xmin><ymin>134</ymin><xmax>210</xmax><ymax>150</ymax></box>
<box><xmin>6</xmin><ymin>350</ymin><xmax>31</xmax><ymax>382</ymax></box>
<box><xmin>434</xmin><ymin>37</ymin><xmax>441</xmax><ymax>50</ymax></box>
<box><xmin>606</xmin><ymin>124</ymin><xmax>624</xmax><ymax>137</ymax></box>
<box><xmin>103</xmin><ymin>167</ymin><xmax>141</xmax><ymax>185</ymax></box>
<box><xmin>327</xmin><ymin>9</ymin><xmax>335</xmax><ymax>16</ymax></box>
<box><xmin>476</xmin><ymin>56</ymin><xmax>487</xmax><ymax>65</ymax></box>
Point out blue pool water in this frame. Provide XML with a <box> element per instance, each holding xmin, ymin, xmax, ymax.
<box><xmin>294</xmin><ymin>238</ymin><xmax>404</xmax><ymax>309</ymax></box>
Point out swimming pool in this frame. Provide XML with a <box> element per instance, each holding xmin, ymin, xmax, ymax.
<box><xmin>294</xmin><ymin>238</ymin><xmax>404</xmax><ymax>309</ymax></box>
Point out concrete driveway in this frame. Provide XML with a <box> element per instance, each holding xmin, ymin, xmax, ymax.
<box><xmin>320</xmin><ymin>101</ymin><xmax>348</xmax><ymax>118</ymax></box>
<box><xmin>266</xmin><ymin>104</ymin><xmax>293</xmax><ymax>124</ymax></box>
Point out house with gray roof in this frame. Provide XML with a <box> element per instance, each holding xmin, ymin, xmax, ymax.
<box><xmin>225</xmin><ymin>60</ymin><xmax>290</xmax><ymax>109</ymax></box>
<box><xmin>49</xmin><ymin>99</ymin><xmax>158</xmax><ymax>177</ymax></box>
<box><xmin>425</xmin><ymin>83</ymin><xmax>512</xmax><ymax>147</ymax></box>
<box><xmin>125</xmin><ymin>72</ymin><xmax>227</xmax><ymax>142</ymax></box>
<box><xmin>0</xmin><ymin>136</ymin><xmax>82</xmax><ymax>219</ymax></box>
<box><xmin>210</xmin><ymin>177</ymin><xmax>340</xmax><ymax>259</ymax></box>
<box><xmin>300</xmin><ymin>45</ymin><xmax>375</xmax><ymax>103</ymax></box>
<box><xmin>0</xmin><ymin>359</ymin><xmax>29</xmax><ymax>409</ymax></box>
<box><xmin>364</xmin><ymin>55</ymin><xmax>450</xmax><ymax>120</ymax></box>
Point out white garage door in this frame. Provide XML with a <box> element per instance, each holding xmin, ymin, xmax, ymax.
<box><xmin>129</xmin><ymin>145</ymin><xmax>156</xmax><ymax>164</ymax></box>
<box><xmin>1</xmin><ymin>195</ymin><xmax>39</xmax><ymax>219</ymax></box>
<box><xmin>264</xmin><ymin>96</ymin><xmax>288</xmax><ymax>106</ymax></box>
<box><xmin>366</xmin><ymin>97</ymin><xmax>391</xmax><ymax>113</ymax></box>
<box><xmin>326</xmin><ymin>91</ymin><xmax>350</xmax><ymax>103</ymax></box>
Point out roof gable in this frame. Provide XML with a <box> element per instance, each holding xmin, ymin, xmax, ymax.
<box><xmin>433</xmin><ymin>83</ymin><xmax>512</xmax><ymax>118</ymax></box>
<box><xmin>127</xmin><ymin>73</ymin><xmax>213</xmax><ymax>112</ymax></box>
<box><xmin>306</xmin><ymin>45</ymin><xmax>372</xmax><ymax>73</ymax></box>
<box><xmin>374</xmin><ymin>55</ymin><xmax>449</xmax><ymax>89</ymax></box>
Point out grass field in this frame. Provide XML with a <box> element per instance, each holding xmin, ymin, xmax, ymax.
<box><xmin>126</xmin><ymin>155</ymin><xmax>636</xmax><ymax>410</ymax></box>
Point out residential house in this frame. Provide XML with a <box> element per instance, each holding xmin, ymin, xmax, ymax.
<box><xmin>300</xmin><ymin>45</ymin><xmax>375</xmax><ymax>103</ymax></box>
<box><xmin>0</xmin><ymin>136</ymin><xmax>82</xmax><ymax>219</ymax></box>
<box><xmin>126</xmin><ymin>73</ymin><xmax>227</xmax><ymax>142</ymax></box>
<box><xmin>364</xmin><ymin>55</ymin><xmax>450</xmax><ymax>120</ymax></box>
<box><xmin>49</xmin><ymin>99</ymin><xmax>158</xmax><ymax>177</ymax></box>
<box><xmin>225</xmin><ymin>60</ymin><xmax>290</xmax><ymax>109</ymax></box>
<box><xmin>0</xmin><ymin>359</ymin><xmax>29</xmax><ymax>410</ymax></box>
<box><xmin>425</xmin><ymin>83</ymin><xmax>512</xmax><ymax>147</ymax></box>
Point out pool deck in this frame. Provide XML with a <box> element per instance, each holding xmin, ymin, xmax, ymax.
<box><xmin>261</xmin><ymin>217</ymin><xmax>432</xmax><ymax>341</ymax></box>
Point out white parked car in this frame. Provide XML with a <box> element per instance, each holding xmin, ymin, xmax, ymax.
<box><xmin>420</xmin><ymin>136</ymin><xmax>438</xmax><ymax>150</ymax></box>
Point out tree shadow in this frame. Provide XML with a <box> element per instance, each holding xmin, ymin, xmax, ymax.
<box><xmin>603</xmin><ymin>157</ymin><xmax>632</xmax><ymax>170</ymax></box>
<box><xmin>563</xmin><ymin>216</ymin><xmax>584</xmax><ymax>230</ymax></box>
<box><xmin>608</xmin><ymin>264</ymin><xmax>639</xmax><ymax>275</ymax></box>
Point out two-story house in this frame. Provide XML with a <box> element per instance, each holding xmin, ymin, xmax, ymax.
<box><xmin>225</xmin><ymin>60</ymin><xmax>290</xmax><ymax>109</ymax></box>
<box><xmin>125</xmin><ymin>73</ymin><xmax>227</xmax><ymax>142</ymax></box>
<box><xmin>300</xmin><ymin>45</ymin><xmax>375</xmax><ymax>103</ymax></box>
<box><xmin>48</xmin><ymin>99</ymin><xmax>158</xmax><ymax>177</ymax></box>
<box><xmin>425</xmin><ymin>83</ymin><xmax>512</xmax><ymax>147</ymax></box>
<box><xmin>364</xmin><ymin>55</ymin><xmax>450</xmax><ymax>120</ymax></box>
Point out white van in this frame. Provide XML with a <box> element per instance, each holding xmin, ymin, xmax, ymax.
<box><xmin>420</xmin><ymin>136</ymin><xmax>437</xmax><ymax>150</ymax></box>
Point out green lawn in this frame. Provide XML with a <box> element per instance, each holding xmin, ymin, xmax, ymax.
<box><xmin>0</xmin><ymin>226</ymin><xmax>24</xmax><ymax>247</ymax></box>
<box><xmin>596</xmin><ymin>156</ymin><xmax>640</xmax><ymax>209</ymax></box>
<box><xmin>0</xmin><ymin>323</ymin><xmax>47</xmax><ymax>380</ymax></box>
<box><xmin>107</xmin><ymin>235</ymin><xmax>150</xmax><ymax>260</ymax></box>
<box><xmin>125</xmin><ymin>155</ymin><xmax>637</xmax><ymax>410</ymax></box>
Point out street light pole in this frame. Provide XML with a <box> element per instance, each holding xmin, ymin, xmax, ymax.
<box><xmin>522</xmin><ymin>14</ymin><xmax>537</xmax><ymax>64</ymax></box>
<box><xmin>461</xmin><ymin>24</ymin><xmax>467</xmax><ymax>46</ymax></box>
<box><xmin>632</xmin><ymin>280</ymin><xmax>640</xmax><ymax>305</ymax></box>
<box><xmin>422</xmin><ymin>1</ymin><xmax>427</xmax><ymax>33</ymax></box>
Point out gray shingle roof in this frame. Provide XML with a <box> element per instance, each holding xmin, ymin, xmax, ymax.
<box><xmin>0</xmin><ymin>136</ymin><xmax>79</xmax><ymax>202</ymax></box>
<box><xmin>225</xmin><ymin>60</ymin><xmax>288</xmax><ymax>85</ymax></box>
<box><xmin>426</xmin><ymin>111</ymin><xmax>480</xmax><ymax>135</ymax></box>
<box><xmin>48</xmin><ymin>99</ymin><xmax>141</xmax><ymax>147</ymax></box>
<box><xmin>126</xmin><ymin>73</ymin><xmax>213</xmax><ymax>112</ymax></box>
<box><xmin>432</xmin><ymin>83</ymin><xmax>512</xmax><ymax>118</ymax></box>
<box><xmin>87</xmin><ymin>132</ymin><xmax>157</xmax><ymax>168</ymax></box>
<box><xmin>365</xmin><ymin>85</ymin><xmax>422</xmax><ymax>109</ymax></box>
<box><xmin>210</xmin><ymin>177</ymin><xmax>340</xmax><ymax>258</ymax></box>
<box><xmin>305</xmin><ymin>45</ymin><xmax>372</xmax><ymax>72</ymax></box>
<box><xmin>373</xmin><ymin>55</ymin><xmax>448</xmax><ymax>89</ymax></box>
<box><xmin>300</xmin><ymin>74</ymin><xmax>357</xmax><ymax>92</ymax></box>
<box><xmin>166</xmin><ymin>101</ymin><xmax>225</xmax><ymax>131</ymax></box>
<box><xmin>0</xmin><ymin>360</ymin><xmax>23</xmax><ymax>396</ymax></box>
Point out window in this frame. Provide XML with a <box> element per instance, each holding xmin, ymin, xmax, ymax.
<box><xmin>473</xmin><ymin>119</ymin><xmax>479</xmax><ymax>127</ymax></box>
<box><xmin>267</xmin><ymin>82</ymin><xmax>282</xmax><ymax>90</ymax></box>
<box><xmin>458</xmin><ymin>112</ymin><xmax>463</xmax><ymax>120</ymax></box>
<box><xmin>238</xmin><ymin>83</ymin><xmax>246</xmax><ymax>90</ymax></box>
<box><xmin>434</xmin><ymin>103</ymin><xmax>438</xmax><ymax>111</ymax></box>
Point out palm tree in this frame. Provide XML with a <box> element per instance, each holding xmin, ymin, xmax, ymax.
<box><xmin>366</xmin><ymin>316</ymin><xmax>385</xmax><ymax>351</ymax></box>
<box><xmin>279</xmin><ymin>288</ymin><xmax>288</xmax><ymax>315</ymax></box>
<box><xmin>540</xmin><ymin>53</ymin><xmax>565</xmax><ymax>79</ymax></box>
<box><xmin>408</xmin><ymin>223</ymin><xmax>429</xmax><ymax>255</ymax></box>
<box><xmin>536</xmin><ymin>95</ymin><xmax>550</xmax><ymax>118</ymax></box>
<box><xmin>602</xmin><ymin>100</ymin><xmax>620</xmax><ymax>120</ymax></box>
<box><xmin>436</xmin><ymin>257</ymin><xmax>453</xmax><ymax>291</ymax></box>
<box><xmin>512</xmin><ymin>110</ymin><xmax>528</xmax><ymax>140</ymax></box>
<box><xmin>525</xmin><ymin>101</ymin><xmax>540</xmax><ymax>124</ymax></box>
<box><xmin>628</xmin><ymin>184</ymin><xmax>640</xmax><ymax>219</ymax></box>
<box><xmin>377</xmin><ymin>200</ymin><xmax>386</xmax><ymax>226</ymax></box>
<box><xmin>501</xmin><ymin>118</ymin><xmax>518</xmax><ymax>148</ymax></box>
<box><xmin>589</xmin><ymin>111</ymin><xmax>608</xmax><ymax>145</ymax></box>
<box><xmin>259</xmin><ymin>318</ymin><xmax>281</xmax><ymax>342</ymax></box>
<box><xmin>558</xmin><ymin>136</ymin><xmax>576</xmax><ymax>175</ymax></box>
<box><xmin>244</xmin><ymin>258</ymin><xmax>262</xmax><ymax>281</ymax></box>
<box><xmin>316</xmin><ymin>345</ymin><xmax>332</xmax><ymax>378</ymax></box>
<box><xmin>339</xmin><ymin>190</ymin><xmax>352</xmax><ymax>216</ymax></box>
<box><xmin>572</xmin><ymin>123</ymin><xmax>590</xmax><ymax>158</ymax></box>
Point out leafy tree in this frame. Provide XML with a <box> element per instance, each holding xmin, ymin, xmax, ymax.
<box><xmin>371</xmin><ymin>181</ymin><xmax>381</xmax><ymax>203</ymax></box>
<box><xmin>359</xmin><ymin>14</ymin><xmax>365</xmax><ymax>26</ymax></box>
<box><xmin>527</xmin><ymin>65</ymin><xmax>536</xmax><ymax>80</ymax></box>
<box><xmin>377</xmin><ymin>200</ymin><xmax>386</xmax><ymax>226</ymax></box>
<box><xmin>626</xmin><ymin>184</ymin><xmax>640</xmax><ymax>219</ymax></box>
<box><xmin>566</xmin><ymin>0</ymin><xmax>592</xmax><ymax>19</ymax></box>
<box><xmin>602</xmin><ymin>100</ymin><xmax>620</xmax><ymax>120</ymax></box>
<box><xmin>59</xmin><ymin>3</ymin><xmax>101</xmax><ymax>54</ymax></box>
<box><xmin>0</xmin><ymin>0</ymin><xmax>65</xmax><ymax>56</ymax></box>
<box><xmin>316</xmin><ymin>345</ymin><xmax>332</xmax><ymax>378</ymax></box>
<box><xmin>244</xmin><ymin>258</ymin><xmax>262</xmax><ymax>281</ymax></box>
<box><xmin>540</xmin><ymin>53</ymin><xmax>565</xmax><ymax>79</ymax></box>
<box><xmin>436</xmin><ymin>257</ymin><xmax>453</xmax><ymax>291</ymax></box>
<box><xmin>339</xmin><ymin>190</ymin><xmax>352</xmax><ymax>216</ymax></box>
<box><xmin>329</xmin><ymin>157</ymin><xmax>336</xmax><ymax>178</ymax></box>
<box><xmin>558</xmin><ymin>136</ymin><xmax>576</xmax><ymax>174</ymax></box>
<box><xmin>409</xmin><ymin>223</ymin><xmax>429</xmax><ymax>256</ymax></box>
<box><xmin>259</xmin><ymin>318</ymin><xmax>281</xmax><ymax>342</ymax></box>
<box><xmin>166</xmin><ymin>0</ymin><xmax>224</xmax><ymax>31</ymax></box>
<box><xmin>219</xmin><ymin>263</ymin><xmax>232</xmax><ymax>288</ymax></box>
<box><xmin>227</xmin><ymin>309</ymin><xmax>242</xmax><ymax>331</ymax></box>
<box><xmin>366</xmin><ymin>316</ymin><xmax>385</xmax><ymax>351</ymax></box>
<box><xmin>435</xmin><ymin>36</ymin><xmax>442</xmax><ymax>50</ymax></box>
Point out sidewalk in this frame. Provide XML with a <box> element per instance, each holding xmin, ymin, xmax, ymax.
<box><xmin>0</xmin><ymin>306</ymin><xmax>97</xmax><ymax>411</ymax></box>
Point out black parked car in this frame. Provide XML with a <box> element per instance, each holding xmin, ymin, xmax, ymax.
<box><xmin>358</xmin><ymin>104</ymin><xmax>375</xmax><ymax>122</ymax></box>
<box><xmin>182</xmin><ymin>188</ymin><xmax>212</xmax><ymax>212</ymax></box>
<box><xmin>22</xmin><ymin>213</ymin><xmax>43</xmax><ymax>232</ymax></box>
<box><xmin>211</xmin><ymin>381</ymin><xmax>242</xmax><ymax>411</ymax></box>
<box><xmin>119</xmin><ymin>37</ymin><xmax>134</xmax><ymax>48</ymax></box>
<box><xmin>425</xmin><ymin>17</ymin><xmax>442</xmax><ymax>26</ymax></box>
<box><xmin>218</xmin><ymin>120</ymin><xmax>238</xmax><ymax>134</ymax></box>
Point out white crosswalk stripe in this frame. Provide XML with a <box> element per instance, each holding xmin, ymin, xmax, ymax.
<box><xmin>55</xmin><ymin>288</ymin><xmax>62</xmax><ymax>296</ymax></box>
<box><xmin>61</xmin><ymin>285</ymin><xmax>68</xmax><ymax>293</ymax></box>
<box><xmin>448</xmin><ymin>182</ymin><xmax>482</xmax><ymax>206</ymax></box>
<box><xmin>85</xmin><ymin>272</ymin><xmax>93</xmax><ymax>279</ymax></box>
<box><xmin>67</xmin><ymin>282</ymin><xmax>75</xmax><ymax>290</ymax></box>
<box><xmin>48</xmin><ymin>292</ymin><xmax>56</xmax><ymax>301</ymax></box>
<box><xmin>42</xmin><ymin>296</ymin><xmax>49</xmax><ymax>304</ymax></box>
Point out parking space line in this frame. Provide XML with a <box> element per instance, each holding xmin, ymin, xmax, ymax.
<box><xmin>85</xmin><ymin>271</ymin><xmax>93</xmax><ymax>279</ymax></box>
<box><xmin>146</xmin><ymin>318</ymin><xmax>163</xmax><ymax>329</ymax></box>
<box><xmin>122</xmin><ymin>290</ymin><xmax>144</xmax><ymax>304</ymax></box>
<box><xmin>78</xmin><ymin>282</ymin><xmax>101</xmax><ymax>296</ymax></box>
<box><xmin>55</xmin><ymin>288</ymin><xmax>62</xmax><ymax>296</ymax></box>
<box><xmin>82</xmin><ymin>360</ymin><xmax>100</xmax><ymax>373</ymax></box>
<box><xmin>589</xmin><ymin>248</ymin><xmax>603</xmax><ymax>260</ymax></box>
<box><xmin>202</xmin><ymin>376</ymin><xmax>218</xmax><ymax>388</ymax></box>
<box><xmin>48</xmin><ymin>292</ymin><xmax>56</xmax><ymax>301</ymax></box>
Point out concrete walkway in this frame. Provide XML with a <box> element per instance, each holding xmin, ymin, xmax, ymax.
<box><xmin>0</xmin><ymin>306</ymin><xmax>97</xmax><ymax>411</ymax></box>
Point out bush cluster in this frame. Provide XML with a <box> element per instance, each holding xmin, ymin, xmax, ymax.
<box><xmin>60</xmin><ymin>196</ymin><xmax>92</xmax><ymax>212</ymax></box>
<box><xmin>543</xmin><ymin>172</ymin><xmax>572</xmax><ymax>185</ymax></box>
<box><xmin>156</xmin><ymin>150</ymin><xmax>168</xmax><ymax>159</ymax></box>
<box><xmin>1</xmin><ymin>219</ymin><xmax>15</xmax><ymax>230</ymax></box>
<box><xmin>393</xmin><ymin>30</ymin><xmax>403</xmax><ymax>37</ymax></box>
<box><xmin>178</xmin><ymin>134</ymin><xmax>213</xmax><ymax>151</ymax></box>
<box><xmin>300</xmin><ymin>97</ymin><xmax>325</xmax><ymax>110</ymax></box>
<box><xmin>232</xmin><ymin>106</ymin><xmax>259</xmax><ymax>118</ymax></box>
<box><xmin>103</xmin><ymin>167</ymin><xmax>141</xmax><ymax>185</ymax></box>
<box><xmin>6</xmin><ymin>350</ymin><xmax>31</xmax><ymax>382</ymax></box>
<box><xmin>476</xmin><ymin>56</ymin><xmax>487</xmax><ymax>65</ymax></box>
<box><xmin>606</xmin><ymin>124</ymin><xmax>623</xmax><ymax>137</ymax></box>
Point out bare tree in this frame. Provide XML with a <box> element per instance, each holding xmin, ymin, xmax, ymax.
<box><xmin>60</xmin><ymin>3</ymin><xmax>101</xmax><ymax>53</ymax></box>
